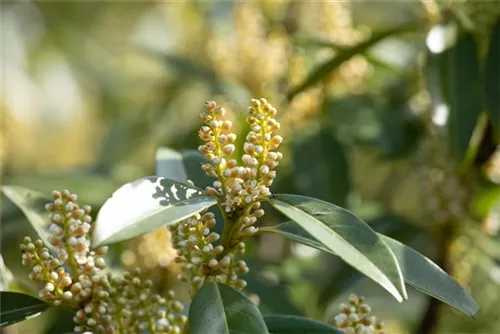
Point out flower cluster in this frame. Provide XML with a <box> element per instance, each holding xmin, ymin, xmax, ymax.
<box><xmin>20</xmin><ymin>190</ymin><xmax>108</xmax><ymax>307</ymax></box>
<box><xmin>208</xmin><ymin>2</ymin><xmax>288</xmax><ymax>94</ymax></box>
<box><xmin>73</xmin><ymin>269</ymin><xmax>186</xmax><ymax>334</ymax></box>
<box><xmin>333</xmin><ymin>294</ymin><xmax>385</xmax><ymax>334</ymax></box>
<box><xmin>171</xmin><ymin>211</ymin><xmax>248</xmax><ymax>295</ymax></box>
<box><xmin>170</xmin><ymin>98</ymin><xmax>282</xmax><ymax>295</ymax></box>
<box><xmin>21</xmin><ymin>190</ymin><xmax>185</xmax><ymax>334</ymax></box>
<box><xmin>121</xmin><ymin>226</ymin><xmax>177</xmax><ymax>272</ymax></box>
<box><xmin>199</xmin><ymin>99</ymin><xmax>282</xmax><ymax>237</ymax></box>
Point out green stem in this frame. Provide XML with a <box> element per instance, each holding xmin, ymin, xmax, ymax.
<box><xmin>61</xmin><ymin>209</ymin><xmax>79</xmax><ymax>276</ymax></box>
<box><xmin>218</xmin><ymin>209</ymin><xmax>236</xmax><ymax>259</ymax></box>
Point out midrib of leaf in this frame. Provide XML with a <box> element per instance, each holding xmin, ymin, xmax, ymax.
<box><xmin>1</xmin><ymin>303</ymin><xmax>46</xmax><ymax>317</ymax></box>
<box><xmin>215</xmin><ymin>285</ymin><xmax>230</xmax><ymax>334</ymax></box>
<box><xmin>270</xmin><ymin>198</ymin><xmax>404</xmax><ymax>302</ymax></box>
<box><xmin>0</xmin><ymin>301</ymin><xmax>48</xmax><ymax>327</ymax></box>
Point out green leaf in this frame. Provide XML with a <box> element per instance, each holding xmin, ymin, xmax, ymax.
<box><xmin>189</xmin><ymin>282</ymin><xmax>269</xmax><ymax>334</ymax></box>
<box><xmin>264</xmin><ymin>221</ymin><xmax>479</xmax><ymax>317</ymax></box>
<box><xmin>0</xmin><ymin>255</ymin><xmax>13</xmax><ymax>291</ymax></box>
<box><xmin>315</xmin><ymin>214</ymin><xmax>425</xmax><ymax>308</ymax></box>
<box><xmin>288</xmin><ymin>23</ymin><xmax>418</xmax><ymax>100</ymax></box>
<box><xmin>293</xmin><ymin>129</ymin><xmax>350</xmax><ymax>207</ymax></box>
<box><xmin>439</xmin><ymin>31</ymin><xmax>484</xmax><ymax>162</ymax></box>
<box><xmin>380</xmin><ymin>235</ymin><xmax>479</xmax><ymax>317</ymax></box>
<box><xmin>4</xmin><ymin>171</ymin><xmax>120</xmax><ymax>207</ymax></box>
<box><xmin>0</xmin><ymin>186</ymin><xmax>53</xmax><ymax>249</ymax></box>
<box><xmin>269</xmin><ymin>194</ymin><xmax>407</xmax><ymax>302</ymax></box>
<box><xmin>484</xmin><ymin>20</ymin><xmax>500</xmax><ymax>140</ymax></box>
<box><xmin>155</xmin><ymin>147</ymin><xmax>188</xmax><ymax>181</ymax></box>
<box><xmin>155</xmin><ymin>147</ymin><xmax>214</xmax><ymax>188</ymax></box>
<box><xmin>0</xmin><ymin>291</ymin><xmax>49</xmax><ymax>327</ymax></box>
<box><xmin>92</xmin><ymin>176</ymin><xmax>217</xmax><ymax>247</ymax></box>
<box><xmin>264</xmin><ymin>315</ymin><xmax>342</xmax><ymax>334</ymax></box>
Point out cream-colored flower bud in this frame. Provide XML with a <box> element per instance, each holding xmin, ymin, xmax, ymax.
<box><xmin>359</xmin><ymin>303</ymin><xmax>371</xmax><ymax>313</ymax></box>
<box><xmin>219</xmin><ymin>256</ymin><xmax>231</xmax><ymax>268</ymax></box>
<box><xmin>223</xmin><ymin>144</ymin><xmax>235</xmax><ymax>155</ymax></box>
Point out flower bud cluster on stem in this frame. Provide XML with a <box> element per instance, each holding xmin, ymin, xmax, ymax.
<box><xmin>171</xmin><ymin>98</ymin><xmax>282</xmax><ymax>295</ymax></box>
<box><xmin>171</xmin><ymin>211</ymin><xmax>248</xmax><ymax>296</ymax></box>
<box><xmin>199</xmin><ymin>98</ymin><xmax>281</xmax><ymax>238</ymax></box>
<box><xmin>333</xmin><ymin>294</ymin><xmax>385</xmax><ymax>334</ymax></box>
<box><xmin>20</xmin><ymin>190</ymin><xmax>185</xmax><ymax>334</ymax></box>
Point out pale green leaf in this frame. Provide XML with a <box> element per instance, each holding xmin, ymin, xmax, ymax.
<box><xmin>92</xmin><ymin>176</ymin><xmax>217</xmax><ymax>247</ymax></box>
<box><xmin>0</xmin><ymin>186</ymin><xmax>53</xmax><ymax>249</ymax></box>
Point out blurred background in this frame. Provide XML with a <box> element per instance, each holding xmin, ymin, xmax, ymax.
<box><xmin>1</xmin><ymin>1</ymin><xmax>499</xmax><ymax>333</ymax></box>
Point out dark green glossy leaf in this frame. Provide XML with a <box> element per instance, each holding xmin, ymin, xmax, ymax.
<box><xmin>0</xmin><ymin>291</ymin><xmax>49</xmax><ymax>327</ymax></box>
<box><xmin>0</xmin><ymin>186</ymin><xmax>53</xmax><ymax>250</ymax></box>
<box><xmin>43</xmin><ymin>308</ymin><xmax>77</xmax><ymax>334</ymax></box>
<box><xmin>439</xmin><ymin>31</ymin><xmax>483</xmax><ymax>162</ymax></box>
<box><xmin>265</xmin><ymin>221</ymin><xmax>479</xmax><ymax>317</ymax></box>
<box><xmin>317</xmin><ymin>214</ymin><xmax>425</xmax><ymax>307</ymax></box>
<box><xmin>288</xmin><ymin>23</ymin><xmax>418</xmax><ymax>100</ymax></box>
<box><xmin>92</xmin><ymin>176</ymin><xmax>217</xmax><ymax>247</ymax></box>
<box><xmin>189</xmin><ymin>282</ymin><xmax>269</xmax><ymax>334</ymax></box>
<box><xmin>264</xmin><ymin>315</ymin><xmax>342</xmax><ymax>334</ymax></box>
<box><xmin>269</xmin><ymin>194</ymin><xmax>407</xmax><ymax>302</ymax></box>
<box><xmin>293</xmin><ymin>129</ymin><xmax>350</xmax><ymax>207</ymax></box>
<box><xmin>380</xmin><ymin>235</ymin><xmax>478</xmax><ymax>317</ymax></box>
<box><xmin>484</xmin><ymin>20</ymin><xmax>500</xmax><ymax>140</ymax></box>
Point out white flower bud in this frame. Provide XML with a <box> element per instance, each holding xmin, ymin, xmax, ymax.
<box><xmin>63</xmin><ymin>291</ymin><xmax>73</xmax><ymax>300</ymax></box>
<box><xmin>223</xmin><ymin>144</ymin><xmax>235</xmax><ymax>155</ymax></box>
<box><xmin>212</xmin><ymin>156</ymin><xmax>221</xmax><ymax>165</ymax></box>
<box><xmin>219</xmin><ymin>256</ymin><xmax>231</xmax><ymax>268</ymax></box>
